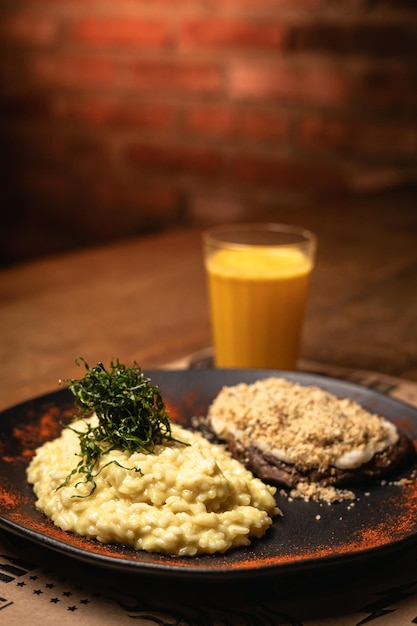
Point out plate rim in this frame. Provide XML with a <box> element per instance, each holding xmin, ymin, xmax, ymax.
<box><xmin>1</xmin><ymin>368</ymin><xmax>417</xmax><ymax>580</ymax></box>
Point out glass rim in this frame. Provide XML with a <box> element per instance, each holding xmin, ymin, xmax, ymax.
<box><xmin>202</xmin><ymin>222</ymin><xmax>316</xmax><ymax>250</ymax></box>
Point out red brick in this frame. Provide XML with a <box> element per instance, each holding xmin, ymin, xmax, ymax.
<box><xmin>184</xmin><ymin>105</ymin><xmax>289</xmax><ymax>143</ymax></box>
<box><xmin>229</xmin><ymin>61</ymin><xmax>350</xmax><ymax>106</ymax></box>
<box><xmin>32</xmin><ymin>54</ymin><xmax>118</xmax><ymax>89</ymax></box>
<box><xmin>210</xmin><ymin>0</ymin><xmax>325</xmax><ymax>8</ymax></box>
<box><xmin>354</xmin><ymin>65</ymin><xmax>417</xmax><ymax>109</ymax></box>
<box><xmin>188</xmin><ymin>192</ymin><xmax>305</xmax><ymax>226</ymax></box>
<box><xmin>22</xmin><ymin>170</ymin><xmax>74</xmax><ymax>202</ymax></box>
<box><xmin>297</xmin><ymin>115</ymin><xmax>417</xmax><ymax>160</ymax></box>
<box><xmin>16</xmin><ymin>171</ymin><xmax>182</xmax><ymax>239</ymax></box>
<box><xmin>185</xmin><ymin>107</ymin><xmax>235</xmax><ymax>138</ymax></box>
<box><xmin>179</xmin><ymin>20</ymin><xmax>287</xmax><ymax>50</ymax></box>
<box><xmin>128</xmin><ymin>62</ymin><xmax>224</xmax><ymax>95</ymax></box>
<box><xmin>289</xmin><ymin>21</ymin><xmax>417</xmax><ymax>57</ymax></box>
<box><xmin>126</xmin><ymin>143</ymin><xmax>226</xmax><ymax>178</ymax></box>
<box><xmin>2</xmin><ymin>0</ymin><xmax>417</xmax><ymax>263</ymax></box>
<box><xmin>11</xmin><ymin>130</ymin><xmax>108</xmax><ymax>172</ymax></box>
<box><xmin>65</xmin><ymin>137</ymin><xmax>110</xmax><ymax>172</ymax></box>
<box><xmin>71</xmin><ymin>19</ymin><xmax>171</xmax><ymax>48</ymax></box>
<box><xmin>347</xmin><ymin>166</ymin><xmax>412</xmax><ymax>194</ymax></box>
<box><xmin>375</xmin><ymin>0</ymin><xmax>417</xmax><ymax>7</ymax></box>
<box><xmin>84</xmin><ymin>186</ymin><xmax>182</xmax><ymax>237</ymax></box>
<box><xmin>189</xmin><ymin>194</ymin><xmax>247</xmax><ymax>225</ymax></box>
<box><xmin>0</xmin><ymin>55</ymin><xmax>29</xmax><ymax>87</ymax></box>
<box><xmin>231</xmin><ymin>153</ymin><xmax>346</xmax><ymax>191</ymax></box>
<box><xmin>92</xmin><ymin>186</ymin><xmax>179</xmax><ymax>213</ymax></box>
<box><xmin>54</xmin><ymin>96</ymin><xmax>178</xmax><ymax>131</ymax></box>
<box><xmin>236</xmin><ymin>109</ymin><xmax>290</xmax><ymax>142</ymax></box>
<box><xmin>23</xmin><ymin>0</ymin><xmax>198</xmax><ymax>5</ymax></box>
<box><xmin>0</xmin><ymin>93</ymin><xmax>52</xmax><ymax>119</ymax></box>
<box><xmin>1</xmin><ymin>15</ymin><xmax>58</xmax><ymax>47</ymax></box>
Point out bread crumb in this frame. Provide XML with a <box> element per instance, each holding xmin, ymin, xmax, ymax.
<box><xmin>287</xmin><ymin>481</ymin><xmax>356</xmax><ymax>504</ymax></box>
<box><xmin>389</xmin><ymin>477</ymin><xmax>413</xmax><ymax>486</ymax></box>
<box><xmin>208</xmin><ymin>377</ymin><xmax>398</xmax><ymax>472</ymax></box>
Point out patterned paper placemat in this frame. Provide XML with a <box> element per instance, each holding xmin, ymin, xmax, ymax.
<box><xmin>2</xmin><ymin>356</ymin><xmax>417</xmax><ymax>626</ymax></box>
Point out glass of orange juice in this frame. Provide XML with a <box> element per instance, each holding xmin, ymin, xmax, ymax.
<box><xmin>203</xmin><ymin>223</ymin><xmax>317</xmax><ymax>370</ymax></box>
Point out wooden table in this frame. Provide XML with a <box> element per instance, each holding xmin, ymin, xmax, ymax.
<box><xmin>1</xmin><ymin>197</ymin><xmax>417</xmax><ymax>412</ymax></box>
<box><xmin>2</xmin><ymin>196</ymin><xmax>417</xmax><ymax>626</ymax></box>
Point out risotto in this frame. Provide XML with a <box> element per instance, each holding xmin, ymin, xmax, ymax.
<box><xmin>27</xmin><ymin>417</ymin><xmax>279</xmax><ymax>556</ymax></box>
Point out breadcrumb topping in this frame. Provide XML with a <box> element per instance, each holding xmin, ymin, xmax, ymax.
<box><xmin>285</xmin><ymin>483</ymin><xmax>356</xmax><ymax>503</ymax></box>
<box><xmin>208</xmin><ymin>377</ymin><xmax>398</xmax><ymax>472</ymax></box>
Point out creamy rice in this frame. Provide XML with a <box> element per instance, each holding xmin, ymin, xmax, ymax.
<box><xmin>27</xmin><ymin>418</ymin><xmax>279</xmax><ymax>556</ymax></box>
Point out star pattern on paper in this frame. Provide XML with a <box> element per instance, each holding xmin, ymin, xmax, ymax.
<box><xmin>0</xmin><ymin>552</ymin><xmax>100</xmax><ymax>615</ymax></box>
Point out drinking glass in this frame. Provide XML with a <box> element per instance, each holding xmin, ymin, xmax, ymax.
<box><xmin>203</xmin><ymin>223</ymin><xmax>317</xmax><ymax>370</ymax></box>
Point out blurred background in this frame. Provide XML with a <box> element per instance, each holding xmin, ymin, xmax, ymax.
<box><xmin>1</xmin><ymin>0</ymin><xmax>417</xmax><ymax>267</ymax></box>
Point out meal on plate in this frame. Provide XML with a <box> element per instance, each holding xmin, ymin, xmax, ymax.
<box><xmin>27</xmin><ymin>359</ymin><xmax>279</xmax><ymax>556</ymax></box>
<box><xmin>206</xmin><ymin>377</ymin><xmax>415</xmax><ymax>492</ymax></box>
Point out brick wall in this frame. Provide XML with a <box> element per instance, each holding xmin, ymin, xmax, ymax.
<box><xmin>1</xmin><ymin>0</ymin><xmax>417</xmax><ymax>265</ymax></box>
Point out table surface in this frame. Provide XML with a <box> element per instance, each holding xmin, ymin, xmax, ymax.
<box><xmin>1</xmin><ymin>197</ymin><xmax>417</xmax><ymax>411</ymax></box>
<box><xmin>2</xmin><ymin>197</ymin><xmax>417</xmax><ymax>625</ymax></box>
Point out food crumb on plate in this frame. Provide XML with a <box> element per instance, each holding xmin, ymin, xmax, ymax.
<box><xmin>285</xmin><ymin>481</ymin><xmax>356</xmax><ymax>504</ymax></box>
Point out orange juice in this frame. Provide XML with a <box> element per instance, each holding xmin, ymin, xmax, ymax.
<box><xmin>205</xmin><ymin>246</ymin><xmax>313</xmax><ymax>369</ymax></box>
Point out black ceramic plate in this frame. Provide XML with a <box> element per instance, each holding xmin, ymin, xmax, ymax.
<box><xmin>1</xmin><ymin>369</ymin><xmax>417</xmax><ymax>581</ymax></box>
